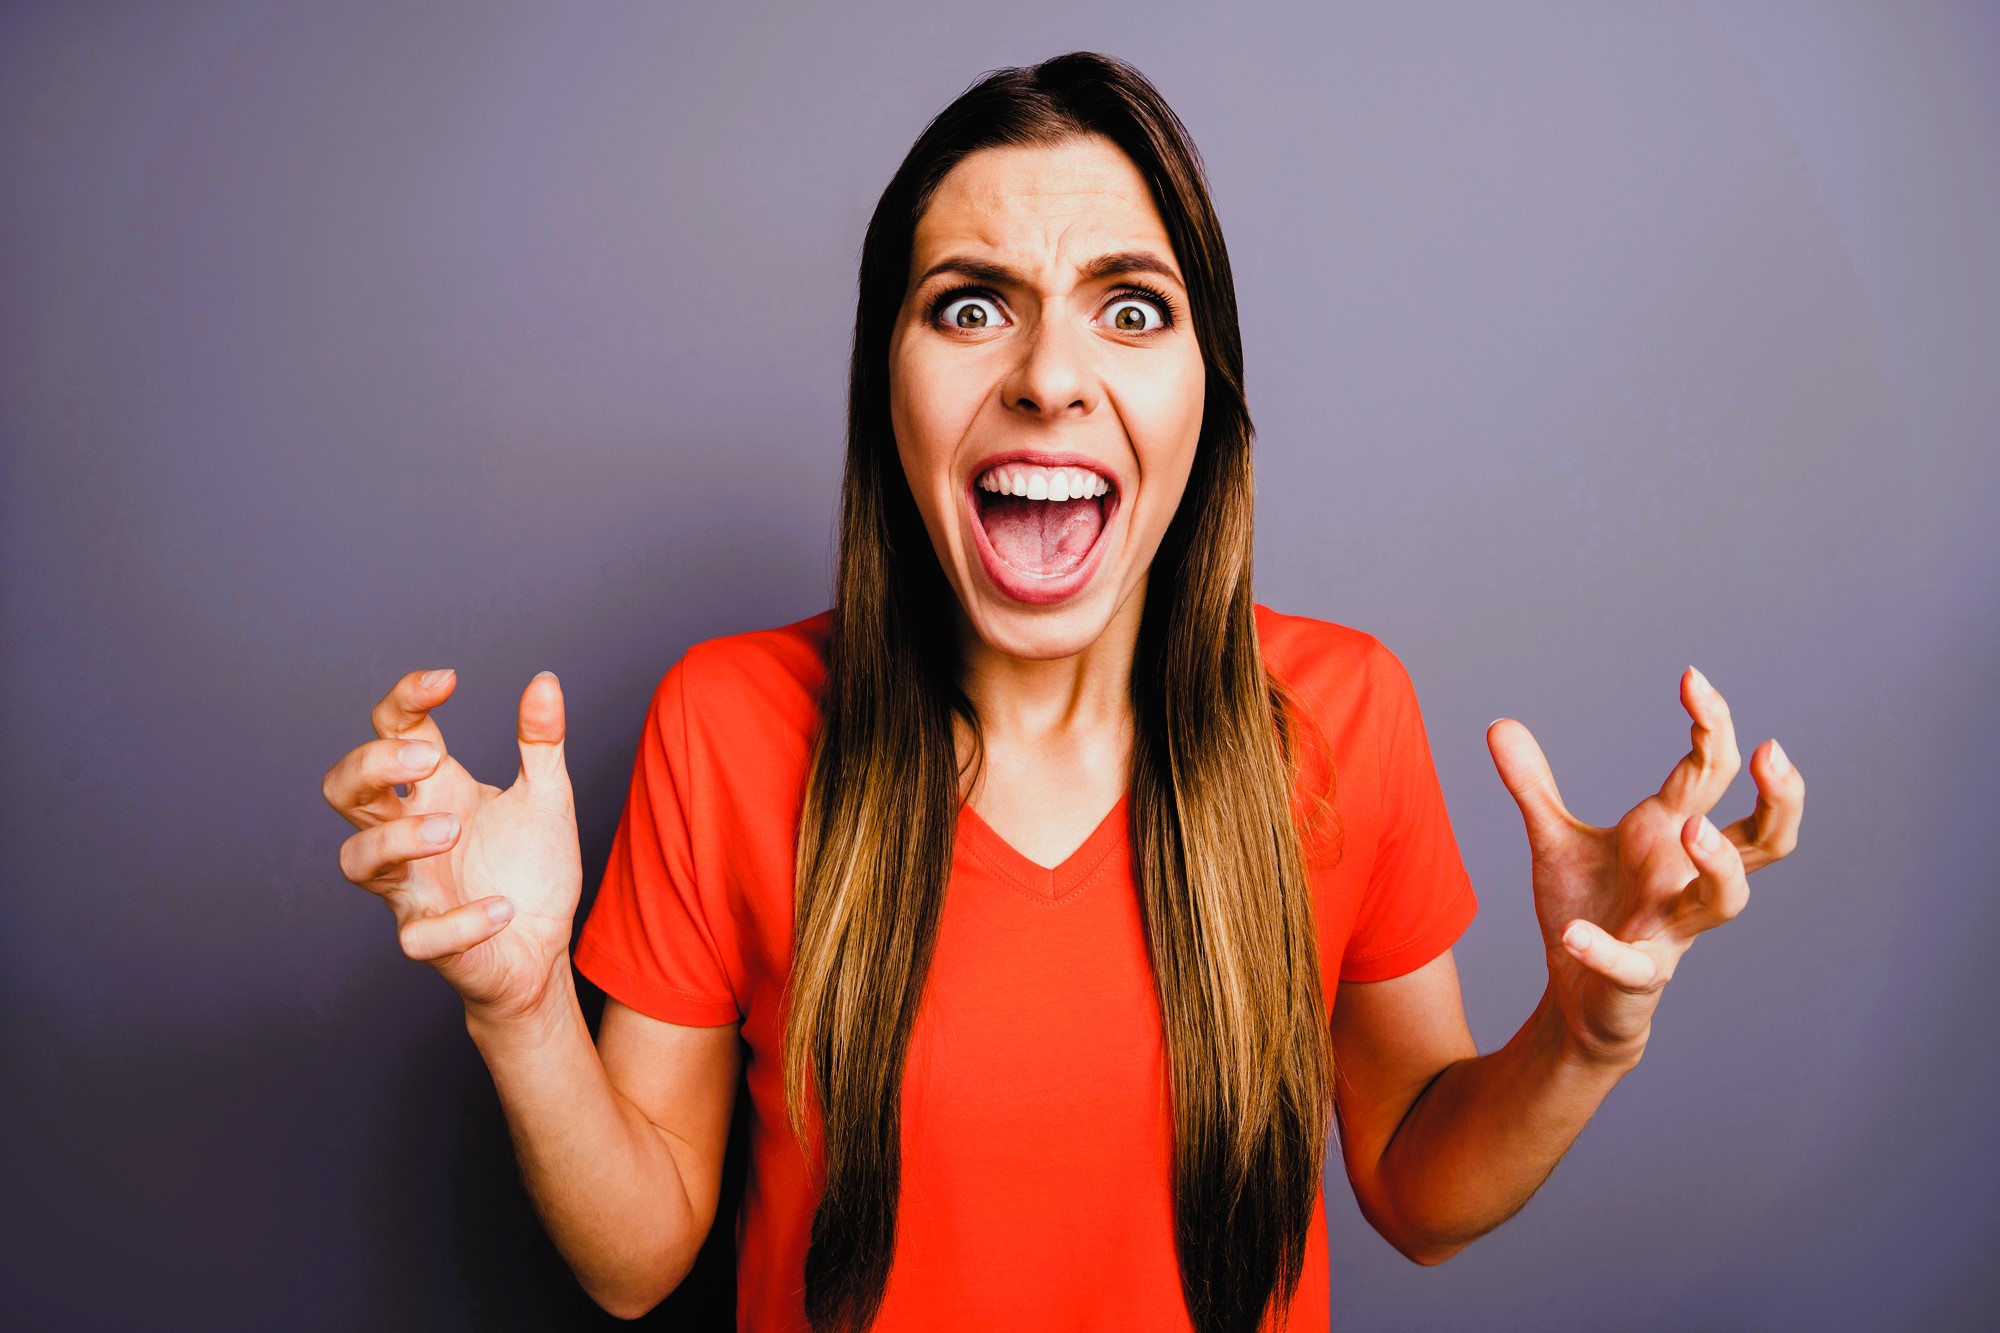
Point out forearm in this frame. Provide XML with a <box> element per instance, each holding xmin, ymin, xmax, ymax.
<box><xmin>465</xmin><ymin>961</ymin><xmax>701</xmax><ymax>1317</ymax></box>
<box><xmin>1369</xmin><ymin>986</ymin><xmax>1642</xmax><ymax>1264</ymax></box>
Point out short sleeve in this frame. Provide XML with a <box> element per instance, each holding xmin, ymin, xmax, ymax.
<box><xmin>572</xmin><ymin>656</ymin><xmax>745</xmax><ymax>1026</ymax></box>
<box><xmin>1338</xmin><ymin>645</ymin><xmax>1479</xmax><ymax>983</ymax></box>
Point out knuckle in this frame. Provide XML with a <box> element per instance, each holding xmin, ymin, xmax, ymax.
<box><xmin>371</xmin><ymin>736</ymin><xmax>407</xmax><ymax>777</ymax></box>
<box><xmin>1623</xmin><ymin>969</ymin><xmax>1669</xmax><ymax>996</ymax></box>
<box><xmin>339</xmin><ymin>832</ymin><xmax>380</xmax><ymax>887</ymax></box>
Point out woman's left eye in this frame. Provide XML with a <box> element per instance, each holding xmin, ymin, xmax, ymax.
<box><xmin>1102</xmin><ymin>296</ymin><xmax>1167</xmax><ymax>332</ymax></box>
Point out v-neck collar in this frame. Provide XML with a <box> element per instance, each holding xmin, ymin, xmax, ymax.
<box><xmin>957</xmin><ymin>790</ymin><xmax>1132</xmax><ymax>904</ymax></box>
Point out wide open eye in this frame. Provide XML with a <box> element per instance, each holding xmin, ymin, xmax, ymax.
<box><xmin>1102</xmin><ymin>295</ymin><xmax>1167</xmax><ymax>333</ymax></box>
<box><xmin>937</xmin><ymin>294</ymin><xmax>1006</xmax><ymax>330</ymax></box>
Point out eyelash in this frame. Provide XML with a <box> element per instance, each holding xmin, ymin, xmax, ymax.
<box><xmin>925</xmin><ymin>282</ymin><xmax>1180</xmax><ymax>331</ymax></box>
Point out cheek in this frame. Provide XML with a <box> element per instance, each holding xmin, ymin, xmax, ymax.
<box><xmin>890</xmin><ymin>342</ymin><xmax>986</xmax><ymax>488</ymax></box>
<box><xmin>1124</xmin><ymin>348</ymin><xmax>1207</xmax><ymax>482</ymax></box>
<box><xmin>896</xmin><ymin>338</ymin><xmax>988</xmax><ymax>426</ymax></box>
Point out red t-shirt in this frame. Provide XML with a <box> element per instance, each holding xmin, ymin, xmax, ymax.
<box><xmin>572</xmin><ymin>603</ymin><xmax>1478</xmax><ymax>1331</ymax></box>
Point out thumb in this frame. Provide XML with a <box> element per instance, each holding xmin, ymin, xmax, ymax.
<box><xmin>515</xmin><ymin>670</ymin><xmax>572</xmax><ymax>792</ymax></box>
<box><xmin>1487</xmin><ymin>717</ymin><xmax>1576</xmax><ymax>853</ymax></box>
<box><xmin>1559</xmin><ymin>918</ymin><xmax>1665</xmax><ymax>992</ymax></box>
<box><xmin>402</xmin><ymin>896</ymin><xmax>515</xmax><ymax>963</ymax></box>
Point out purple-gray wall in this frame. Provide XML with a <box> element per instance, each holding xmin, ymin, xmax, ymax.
<box><xmin>3</xmin><ymin>2</ymin><xmax>1995</xmax><ymax>1329</ymax></box>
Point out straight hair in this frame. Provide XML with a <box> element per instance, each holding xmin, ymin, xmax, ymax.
<box><xmin>784</xmin><ymin>51</ymin><xmax>1338</xmax><ymax>1333</ymax></box>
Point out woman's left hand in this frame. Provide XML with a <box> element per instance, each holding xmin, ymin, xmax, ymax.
<box><xmin>1487</xmin><ymin>667</ymin><xmax>1805</xmax><ymax>1065</ymax></box>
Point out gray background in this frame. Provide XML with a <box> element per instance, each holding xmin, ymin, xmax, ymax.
<box><xmin>3</xmin><ymin>1</ymin><xmax>1995</xmax><ymax>1329</ymax></box>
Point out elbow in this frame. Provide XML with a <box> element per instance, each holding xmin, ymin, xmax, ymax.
<box><xmin>590</xmin><ymin>1294</ymin><xmax>658</xmax><ymax>1323</ymax></box>
<box><xmin>582</xmin><ymin>1272</ymin><xmax>678</xmax><ymax>1323</ymax></box>
<box><xmin>1392</xmin><ymin>1233</ymin><xmax>1472</xmax><ymax>1267</ymax></box>
<box><xmin>576</xmin><ymin>1249</ymin><xmax>697</xmax><ymax>1322</ymax></box>
<box><xmin>579</xmin><ymin>1274</ymin><xmax>662</xmax><ymax>1322</ymax></box>
<box><xmin>1353</xmin><ymin>1160</ymin><xmax>1487</xmax><ymax>1267</ymax></box>
<box><xmin>1357</xmin><ymin>1192</ymin><xmax>1476</xmax><ymax>1268</ymax></box>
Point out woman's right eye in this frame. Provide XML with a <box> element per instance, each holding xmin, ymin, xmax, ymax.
<box><xmin>937</xmin><ymin>295</ymin><xmax>1005</xmax><ymax>330</ymax></box>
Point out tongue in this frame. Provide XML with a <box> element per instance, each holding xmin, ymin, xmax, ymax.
<box><xmin>981</xmin><ymin>494</ymin><xmax>1104</xmax><ymax>576</ymax></box>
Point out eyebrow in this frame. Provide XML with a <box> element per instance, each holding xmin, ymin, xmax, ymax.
<box><xmin>912</xmin><ymin>249</ymin><xmax>1185</xmax><ymax>291</ymax></box>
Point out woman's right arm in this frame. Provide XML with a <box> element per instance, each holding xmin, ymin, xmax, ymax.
<box><xmin>466</xmin><ymin>975</ymin><xmax>740</xmax><ymax>1320</ymax></box>
<box><xmin>322</xmin><ymin>668</ymin><xmax>736</xmax><ymax>1319</ymax></box>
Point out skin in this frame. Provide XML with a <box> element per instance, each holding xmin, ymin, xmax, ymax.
<box><xmin>319</xmin><ymin>134</ymin><xmax>1806</xmax><ymax>1314</ymax></box>
<box><xmin>888</xmin><ymin>135</ymin><xmax>1203</xmax><ymax>861</ymax></box>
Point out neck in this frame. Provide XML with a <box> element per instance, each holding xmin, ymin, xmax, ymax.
<box><xmin>949</xmin><ymin>579</ymin><xmax>1146</xmax><ymax>795</ymax></box>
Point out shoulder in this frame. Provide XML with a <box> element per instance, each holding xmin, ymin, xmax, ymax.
<box><xmin>677</xmin><ymin>608</ymin><xmax>831</xmax><ymax>705</ymax></box>
<box><xmin>651</xmin><ymin>609</ymin><xmax>831</xmax><ymax>756</ymax></box>
<box><xmin>1253</xmin><ymin>602</ymin><xmax>1418</xmax><ymax>716</ymax></box>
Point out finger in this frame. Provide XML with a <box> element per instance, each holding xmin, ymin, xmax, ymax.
<box><xmin>514</xmin><ymin>670</ymin><xmax>572</xmax><ymax>795</ymax></box>
<box><xmin>1487</xmin><ymin>718</ymin><xmax>1584</xmax><ymax>856</ymax></box>
<box><xmin>1657</xmin><ymin>666</ymin><xmax>1741</xmax><ymax>819</ymax></box>
<box><xmin>1720</xmin><ymin>738</ymin><xmax>1804</xmax><ymax>874</ymax></box>
<box><xmin>1559</xmin><ymin>918</ymin><xmax>1666</xmax><ymax>992</ymax></box>
<box><xmin>370</xmin><ymin>668</ymin><xmax>458</xmax><ymax>745</ymax></box>
<box><xmin>399</xmin><ymin>897</ymin><xmax>515</xmax><ymax>963</ymax></box>
<box><xmin>1668</xmin><ymin>811</ymin><xmax>1751</xmax><ymax>937</ymax></box>
<box><xmin>322</xmin><ymin>735</ymin><xmax>448</xmax><ymax>828</ymax></box>
<box><xmin>338</xmin><ymin>810</ymin><xmax>460</xmax><ymax>892</ymax></box>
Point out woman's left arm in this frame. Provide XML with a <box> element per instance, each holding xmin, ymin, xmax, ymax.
<box><xmin>1331</xmin><ymin>667</ymin><xmax>1806</xmax><ymax>1265</ymax></box>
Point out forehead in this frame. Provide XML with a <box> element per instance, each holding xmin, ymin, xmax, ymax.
<box><xmin>910</xmin><ymin>135</ymin><xmax>1177</xmax><ymax>278</ymax></box>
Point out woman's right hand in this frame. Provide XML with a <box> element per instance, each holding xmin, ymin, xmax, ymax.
<box><xmin>322</xmin><ymin>668</ymin><xmax>584</xmax><ymax>1022</ymax></box>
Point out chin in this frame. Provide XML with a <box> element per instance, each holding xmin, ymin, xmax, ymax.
<box><xmin>955</xmin><ymin>589</ymin><xmax>1131</xmax><ymax>663</ymax></box>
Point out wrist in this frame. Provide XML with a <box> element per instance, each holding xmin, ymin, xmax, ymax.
<box><xmin>464</xmin><ymin>954</ymin><xmax>580</xmax><ymax>1050</ymax></box>
<box><xmin>1532</xmin><ymin>986</ymin><xmax>1648</xmax><ymax>1075</ymax></box>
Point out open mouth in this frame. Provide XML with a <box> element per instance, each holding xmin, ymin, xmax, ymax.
<box><xmin>966</xmin><ymin>456</ymin><xmax>1120</xmax><ymax>604</ymax></box>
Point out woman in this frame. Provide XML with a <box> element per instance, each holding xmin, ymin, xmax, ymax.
<box><xmin>321</xmin><ymin>52</ymin><xmax>1803</xmax><ymax>1333</ymax></box>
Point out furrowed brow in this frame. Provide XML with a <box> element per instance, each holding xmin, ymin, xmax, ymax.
<box><xmin>913</xmin><ymin>256</ymin><xmax>1021</xmax><ymax>289</ymax></box>
<box><xmin>1077</xmin><ymin>250</ymin><xmax>1184</xmax><ymax>286</ymax></box>
<box><xmin>912</xmin><ymin>250</ymin><xmax>1185</xmax><ymax>291</ymax></box>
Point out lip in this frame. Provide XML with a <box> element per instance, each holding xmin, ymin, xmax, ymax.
<box><xmin>962</xmin><ymin>449</ymin><xmax>1123</xmax><ymax>606</ymax></box>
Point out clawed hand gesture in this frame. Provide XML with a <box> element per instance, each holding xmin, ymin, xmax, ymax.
<box><xmin>321</xmin><ymin>669</ymin><xmax>583</xmax><ymax>1021</ymax></box>
<box><xmin>1487</xmin><ymin>667</ymin><xmax>1805</xmax><ymax>1063</ymax></box>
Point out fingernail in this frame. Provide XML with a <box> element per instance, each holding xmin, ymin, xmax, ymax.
<box><xmin>421</xmin><ymin>813</ymin><xmax>457</xmax><ymax>845</ymax></box>
<box><xmin>1696</xmin><ymin>814</ymin><xmax>1720</xmax><ymax>850</ymax></box>
<box><xmin>1768</xmin><ymin>739</ymin><xmax>1790</xmax><ymax>775</ymax></box>
<box><xmin>485</xmin><ymin>898</ymin><xmax>514</xmax><ymax>924</ymax></box>
<box><xmin>399</xmin><ymin>741</ymin><xmax>437</xmax><ymax>770</ymax></box>
<box><xmin>1564</xmin><ymin>923</ymin><xmax>1590</xmax><ymax>951</ymax></box>
<box><xmin>1688</xmin><ymin>665</ymin><xmax>1711</xmax><ymax>694</ymax></box>
<box><xmin>534</xmin><ymin>670</ymin><xmax>558</xmax><ymax>682</ymax></box>
<box><xmin>422</xmin><ymin>669</ymin><xmax>454</xmax><ymax>689</ymax></box>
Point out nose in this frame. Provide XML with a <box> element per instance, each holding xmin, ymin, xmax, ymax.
<box><xmin>1001</xmin><ymin>308</ymin><xmax>1098</xmax><ymax>419</ymax></box>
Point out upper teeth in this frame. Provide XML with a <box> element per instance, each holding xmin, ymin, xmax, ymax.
<box><xmin>976</xmin><ymin>465</ymin><xmax>1111</xmax><ymax>501</ymax></box>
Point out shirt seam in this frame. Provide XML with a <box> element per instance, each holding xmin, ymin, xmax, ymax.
<box><xmin>573</xmin><ymin>937</ymin><xmax>742</xmax><ymax>1018</ymax></box>
<box><xmin>1340</xmin><ymin>879</ymin><xmax>1476</xmax><ymax>973</ymax></box>
<box><xmin>964</xmin><ymin>818</ymin><xmax>1123</xmax><ymax>906</ymax></box>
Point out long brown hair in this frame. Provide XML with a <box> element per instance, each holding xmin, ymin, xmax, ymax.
<box><xmin>784</xmin><ymin>51</ymin><xmax>1336</xmax><ymax>1333</ymax></box>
